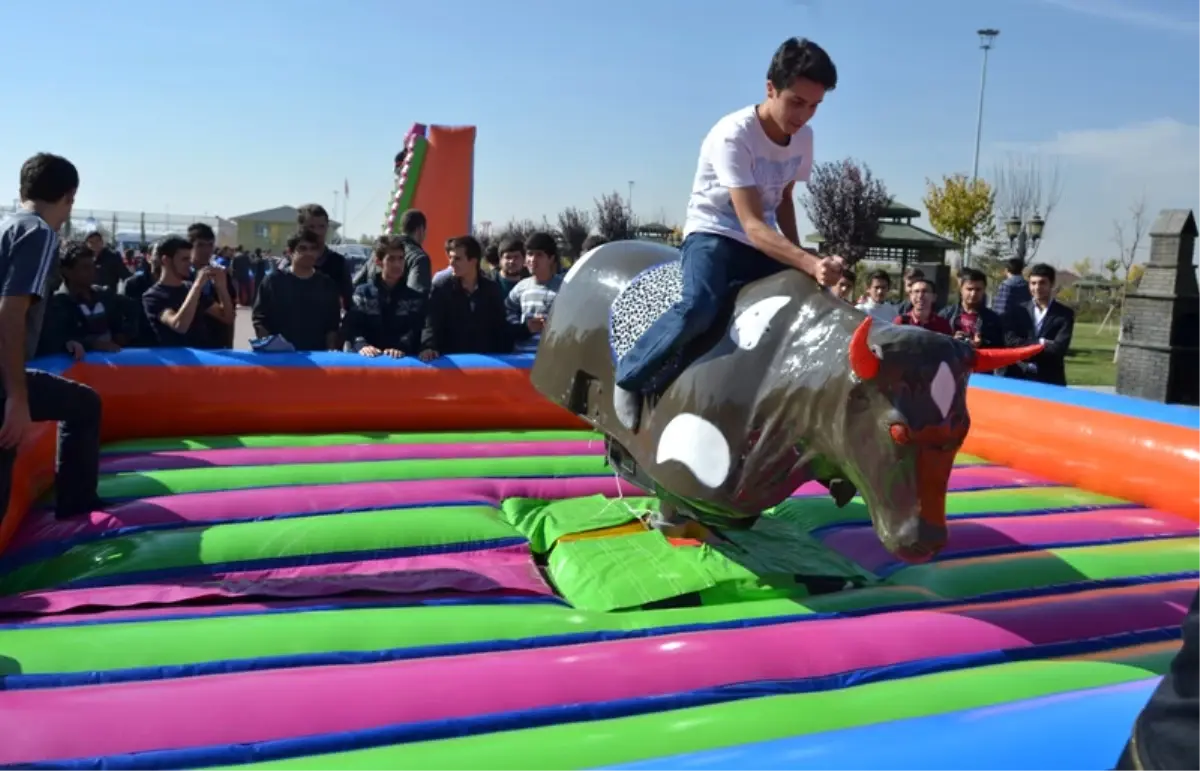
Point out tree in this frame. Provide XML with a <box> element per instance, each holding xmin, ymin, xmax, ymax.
<box><xmin>1112</xmin><ymin>194</ymin><xmax>1149</xmax><ymax>284</ymax></box>
<box><xmin>1103</xmin><ymin>258</ymin><xmax>1121</xmax><ymax>281</ymax></box>
<box><xmin>800</xmin><ymin>158</ymin><xmax>890</xmax><ymax>264</ymax></box>
<box><xmin>923</xmin><ymin>174</ymin><xmax>996</xmax><ymax>260</ymax></box>
<box><xmin>594</xmin><ymin>191</ymin><xmax>634</xmax><ymax>241</ymax></box>
<box><xmin>992</xmin><ymin>154</ymin><xmax>1063</xmax><ymax>261</ymax></box>
<box><xmin>1072</xmin><ymin>257</ymin><xmax>1095</xmax><ymax>279</ymax></box>
<box><xmin>1127</xmin><ymin>263</ymin><xmax>1146</xmax><ymax>288</ymax></box>
<box><xmin>557</xmin><ymin>207</ymin><xmax>592</xmax><ymax>258</ymax></box>
<box><xmin>498</xmin><ymin>218</ymin><xmax>539</xmax><ymax>243</ymax></box>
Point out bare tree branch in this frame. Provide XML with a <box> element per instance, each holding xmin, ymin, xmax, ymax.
<box><xmin>1112</xmin><ymin>193</ymin><xmax>1149</xmax><ymax>277</ymax></box>
<box><xmin>992</xmin><ymin>153</ymin><xmax>1064</xmax><ymax>259</ymax></box>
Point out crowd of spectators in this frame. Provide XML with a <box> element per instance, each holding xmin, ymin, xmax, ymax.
<box><xmin>33</xmin><ymin>203</ymin><xmax>611</xmax><ymax>364</ymax></box>
<box><xmin>834</xmin><ymin>259</ymin><xmax>1075</xmax><ymax>386</ymax></box>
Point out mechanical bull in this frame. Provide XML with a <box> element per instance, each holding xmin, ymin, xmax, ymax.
<box><xmin>530</xmin><ymin>241</ymin><xmax>1042</xmax><ymax>563</ymax></box>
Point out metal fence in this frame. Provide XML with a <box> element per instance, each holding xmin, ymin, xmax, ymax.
<box><xmin>0</xmin><ymin>205</ymin><xmax>232</xmax><ymax>246</ymax></box>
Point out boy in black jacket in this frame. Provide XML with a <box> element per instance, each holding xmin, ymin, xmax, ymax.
<box><xmin>344</xmin><ymin>237</ymin><xmax>426</xmax><ymax>357</ymax></box>
<box><xmin>420</xmin><ymin>235</ymin><xmax>510</xmax><ymax>361</ymax></box>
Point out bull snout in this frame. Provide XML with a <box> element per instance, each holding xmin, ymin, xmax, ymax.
<box><xmin>890</xmin><ymin>519</ymin><xmax>948</xmax><ymax>564</ymax></box>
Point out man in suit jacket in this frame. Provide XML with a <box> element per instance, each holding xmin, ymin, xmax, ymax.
<box><xmin>1003</xmin><ymin>262</ymin><xmax>1075</xmax><ymax>386</ymax></box>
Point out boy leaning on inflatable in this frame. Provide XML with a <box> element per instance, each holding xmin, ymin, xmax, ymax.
<box><xmin>613</xmin><ymin>37</ymin><xmax>844</xmax><ymax>430</ymax></box>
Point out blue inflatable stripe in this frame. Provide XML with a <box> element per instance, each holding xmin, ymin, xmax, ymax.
<box><xmin>8</xmin><ymin>627</ymin><xmax>1179</xmax><ymax>770</ymax></box>
<box><xmin>48</xmin><ymin>536</ymin><xmax>529</xmax><ymax>592</ymax></box>
<box><xmin>603</xmin><ymin>677</ymin><xmax>1163</xmax><ymax>770</ymax></box>
<box><xmin>810</xmin><ymin>503</ymin><xmax>1144</xmax><ymax>537</ymax></box>
<box><xmin>28</xmin><ymin>349</ymin><xmax>537</xmax><ymax>371</ymax></box>
<box><xmin>970</xmin><ymin>373</ymin><xmax>1199</xmax><ymax>429</ymax></box>
<box><xmin>1</xmin><ymin>572</ymin><xmax>1191</xmax><ymax>691</ymax></box>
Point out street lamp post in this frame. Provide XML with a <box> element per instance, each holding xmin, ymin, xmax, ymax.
<box><xmin>1005</xmin><ymin>213</ymin><xmax>1045</xmax><ymax>264</ymax></box>
<box><xmin>966</xmin><ymin>28</ymin><xmax>999</xmax><ymax>268</ymax></box>
<box><xmin>971</xmin><ymin>29</ymin><xmax>999</xmax><ymax>184</ymax></box>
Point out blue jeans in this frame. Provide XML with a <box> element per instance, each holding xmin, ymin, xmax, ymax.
<box><xmin>614</xmin><ymin>232</ymin><xmax>785</xmax><ymax>393</ymax></box>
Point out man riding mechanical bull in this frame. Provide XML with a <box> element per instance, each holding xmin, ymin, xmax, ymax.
<box><xmin>530</xmin><ymin>37</ymin><xmax>1042</xmax><ymax>564</ymax></box>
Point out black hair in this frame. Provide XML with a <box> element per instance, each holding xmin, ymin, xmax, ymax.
<box><xmin>767</xmin><ymin>38</ymin><xmax>837</xmax><ymax>92</ymax></box>
<box><xmin>905</xmin><ymin>267</ymin><xmax>926</xmax><ymax>281</ymax></box>
<box><xmin>484</xmin><ymin>243</ymin><xmax>500</xmax><ymax>267</ymax></box>
<box><xmin>157</xmin><ymin>236</ymin><xmax>192</xmax><ymax>261</ymax></box>
<box><xmin>867</xmin><ymin>269</ymin><xmax>891</xmax><ymax>286</ymax></box>
<box><xmin>910</xmin><ymin>277</ymin><xmax>933</xmax><ymax>291</ymax></box>
<box><xmin>399</xmin><ymin>209</ymin><xmax>427</xmax><ymax>236</ymax></box>
<box><xmin>525</xmin><ymin>231</ymin><xmax>558</xmax><ymax>259</ymax></box>
<box><xmin>960</xmin><ymin>267</ymin><xmax>988</xmax><ymax>285</ymax></box>
<box><xmin>450</xmin><ymin>235</ymin><xmax>483</xmax><ymax>262</ymax></box>
<box><xmin>1028</xmin><ymin>263</ymin><xmax>1056</xmax><ymax>283</ymax></box>
<box><xmin>297</xmin><ymin>204</ymin><xmax>329</xmax><ymax>227</ymax></box>
<box><xmin>497</xmin><ymin>236</ymin><xmax>525</xmax><ymax>255</ymax></box>
<box><xmin>373</xmin><ymin>235</ymin><xmax>406</xmax><ymax>260</ymax></box>
<box><xmin>19</xmin><ymin>153</ymin><xmax>79</xmax><ymax>203</ymax></box>
<box><xmin>187</xmin><ymin>222</ymin><xmax>215</xmax><ymax>243</ymax></box>
<box><xmin>842</xmin><ymin>268</ymin><xmax>856</xmax><ymax>283</ymax></box>
<box><xmin>1005</xmin><ymin>257</ymin><xmax>1026</xmax><ymax>275</ymax></box>
<box><xmin>85</xmin><ymin>230</ymin><xmax>103</xmax><ymax>241</ymax></box>
<box><xmin>59</xmin><ymin>241</ymin><xmax>92</xmax><ymax>269</ymax></box>
<box><xmin>581</xmin><ymin>234</ymin><xmax>608</xmax><ymax>253</ymax></box>
<box><xmin>287</xmin><ymin>229</ymin><xmax>321</xmax><ymax>252</ymax></box>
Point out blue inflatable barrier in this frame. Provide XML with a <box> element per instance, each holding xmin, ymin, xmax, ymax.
<box><xmin>604</xmin><ymin>677</ymin><xmax>1160</xmax><ymax>770</ymax></box>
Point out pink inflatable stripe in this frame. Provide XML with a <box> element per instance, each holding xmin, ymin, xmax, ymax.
<box><xmin>826</xmin><ymin>508</ymin><xmax>1200</xmax><ymax>573</ymax></box>
<box><xmin>1</xmin><ymin>581</ymin><xmax>1188</xmax><ymax>765</ymax></box>
<box><xmin>13</xmin><ymin>466</ymin><xmax>1033</xmax><ymax>554</ymax></box>
<box><xmin>0</xmin><ymin>544</ymin><xmax>553</xmax><ymax>616</ymax></box>
<box><xmin>98</xmin><ymin>440</ymin><xmax>607</xmax><ymax>474</ymax></box>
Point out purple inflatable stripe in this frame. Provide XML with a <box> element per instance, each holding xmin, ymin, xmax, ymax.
<box><xmin>0</xmin><ymin>544</ymin><xmax>553</xmax><ymax>617</ymax></box>
<box><xmin>825</xmin><ymin>508</ymin><xmax>1200</xmax><ymax>573</ymax></box>
<box><xmin>13</xmin><ymin>467</ymin><xmax>1035</xmax><ymax>554</ymax></box>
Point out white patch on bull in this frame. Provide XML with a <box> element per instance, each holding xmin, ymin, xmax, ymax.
<box><xmin>931</xmin><ymin>361</ymin><xmax>956</xmax><ymax>419</ymax></box>
<box><xmin>730</xmin><ymin>295</ymin><xmax>791</xmax><ymax>350</ymax></box>
<box><xmin>563</xmin><ymin>246</ymin><xmax>600</xmax><ymax>284</ymax></box>
<box><xmin>655</xmin><ymin>413</ymin><xmax>731</xmax><ymax>489</ymax></box>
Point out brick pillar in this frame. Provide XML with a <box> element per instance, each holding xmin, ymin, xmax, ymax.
<box><xmin>1116</xmin><ymin>209</ymin><xmax>1199</xmax><ymax>405</ymax></box>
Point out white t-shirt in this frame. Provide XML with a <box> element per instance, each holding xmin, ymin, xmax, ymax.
<box><xmin>856</xmin><ymin>298</ymin><xmax>898</xmax><ymax>324</ymax></box>
<box><xmin>682</xmin><ymin>105</ymin><xmax>814</xmax><ymax>246</ymax></box>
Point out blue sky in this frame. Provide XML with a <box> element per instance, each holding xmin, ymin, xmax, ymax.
<box><xmin>3</xmin><ymin>0</ymin><xmax>1196</xmax><ymax>268</ymax></box>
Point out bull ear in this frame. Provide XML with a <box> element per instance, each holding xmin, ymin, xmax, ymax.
<box><xmin>849</xmin><ymin>316</ymin><xmax>881</xmax><ymax>380</ymax></box>
<box><xmin>971</xmin><ymin>343</ymin><xmax>1044</xmax><ymax>373</ymax></box>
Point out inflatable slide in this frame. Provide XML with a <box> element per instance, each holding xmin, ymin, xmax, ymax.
<box><xmin>383</xmin><ymin>123</ymin><xmax>475</xmax><ymax>273</ymax></box>
<box><xmin>0</xmin><ymin>348</ymin><xmax>1196</xmax><ymax>769</ymax></box>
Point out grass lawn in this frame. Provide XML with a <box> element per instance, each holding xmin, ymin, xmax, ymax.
<box><xmin>1066</xmin><ymin>321</ymin><xmax>1118</xmax><ymax>387</ymax></box>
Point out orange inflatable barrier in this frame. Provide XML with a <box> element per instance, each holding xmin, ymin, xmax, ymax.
<box><xmin>6</xmin><ymin>351</ymin><xmax>1197</xmax><ymax>555</ymax></box>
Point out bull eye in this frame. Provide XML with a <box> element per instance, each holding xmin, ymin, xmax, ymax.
<box><xmin>889</xmin><ymin>423</ymin><xmax>911</xmax><ymax>445</ymax></box>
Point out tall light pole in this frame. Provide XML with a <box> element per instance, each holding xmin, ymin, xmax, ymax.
<box><xmin>971</xmin><ymin>29</ymin><xmax>999</xmax><ymax>184</ymax></box>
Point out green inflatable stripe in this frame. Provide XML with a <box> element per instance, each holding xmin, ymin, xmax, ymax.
<box><xmin>96</xmin><ymin>455</ymin><xmax>614</xmax><ymax>500</ymax></box>
<box><xmin>890</xmin><ymin>537</ymin><xmax>1200</xmax><ymax>598</ymax></box>
<box><xmin>0</xmin><ymin>506</ymin><xmax>522</xmax><ymax>595</ymax></box>
<box><xmin>0</xmin><ymin>586</ymin><xmax>945</xmax><ymax>676</ymax></box>
<box><xmin>102</xmin><ymin>430</ymin><xmax>601</xmax><ymax>454</ymax></box>
<box><xmin>774</xmin><ymin>486</ymin><xmax>1127</xmax><ymax>531</ymax></box>
<box><xmin>233</xmin><ymin>657</ymin><xmax>1167</xmax><ymax>769</ymax></box>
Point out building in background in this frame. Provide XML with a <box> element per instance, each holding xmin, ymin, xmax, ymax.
<box><xmin>232</xmin><ymin>206</ymin><xmax>342</xmax><ymax>253</ymax></box>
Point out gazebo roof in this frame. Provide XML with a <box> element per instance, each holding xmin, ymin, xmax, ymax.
<box><xmin>881</xmin><ymin>199</ymin><xmax>922</xmax><ymax>219</ymax></box>
<box><xmin>805</xmin><ymin>221</ymin><xmax>961</xmax><ymax>250</ymax></box>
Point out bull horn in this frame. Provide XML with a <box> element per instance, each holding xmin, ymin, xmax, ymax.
<box><xmin>849</xmin><ymin>316</ymin><xmax>881</xmax><ymax>380</ymax></box>
<box><xmin>971</xmin><ymin>343</ymin><xmax>1045</xmax><ymax>373</ymax></box>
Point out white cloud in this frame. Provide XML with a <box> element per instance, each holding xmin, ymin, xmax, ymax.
<box><xmin>994</xmin><ymin>119</ymin><xmax>1199</xmax><ymax>183</ymax></box>
<box><xmin>1036</xmin><ymin>0</ymin><xmax>1199</xmax><ymax>35</ymax></box>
